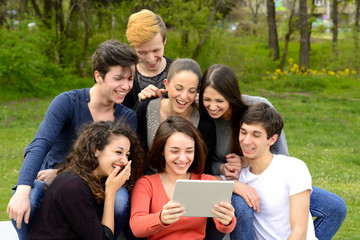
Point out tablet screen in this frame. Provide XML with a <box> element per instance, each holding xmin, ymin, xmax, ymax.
<box><xmin>172</xmin><ymin>179</ymin><xmax>234</xmax><ymax>217</ymax></box>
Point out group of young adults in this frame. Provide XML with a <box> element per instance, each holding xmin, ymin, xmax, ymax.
<box><xmin>7</xmin><ymin>9</ymin><xmax>346</xmax><ymax>240</ymax></box>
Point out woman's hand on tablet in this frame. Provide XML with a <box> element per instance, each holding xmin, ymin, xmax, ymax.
<box><xmin>160</xmin><ymin>201</ymin><xmax>186</xmax><ymax>225</ymax></box>
<box><xmin>212</xmin><ymin>201</ymin><xmax>235</xmax><ymax>226</ymax></box>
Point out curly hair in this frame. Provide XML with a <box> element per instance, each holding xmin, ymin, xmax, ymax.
<box><xmin>57</xmin><ymin>120</ymin><xmax>145</xmax><ymax>204</ymax></box>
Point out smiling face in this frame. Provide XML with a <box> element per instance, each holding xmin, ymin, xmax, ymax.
<box><xmin>165</xmin><ymin>70</ymin><xmax>198</xmax><ymax>115</ymax></box>
<box><xmin>202</xmin><ymin>86</ymin><xmax>232</xmax><ymax>120</ymax></box>
<box><xmin>94</xmin><ymin>135</ymin><xmax>131</xmax><ymax>177</ymax></box>
<box><xmin>134</xmin><ymin>32</ymin><xmax>165</xmax><ymax>74</ymax></box>
<box><xmin>95</xmin><ymin>65</ymin><xmax>135</xmax><ymax>104</ymax></box>
<box><xmin>163</xmin><ymin>132</ymin><xmax>195</xmax><ymax>177</ymax></box>
<box><xmin>239</xmin><ymin>123</ymin><xmax>277</xmax><ymax>161</ymax></box>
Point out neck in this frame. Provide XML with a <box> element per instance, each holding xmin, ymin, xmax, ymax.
<box><xmin>89</xmin><ymin>85</ymin><xmax>115</xmax><ymax>110</ymax></box>
<box><xmin>160</xmin><ymin>99</ymin><xmax>193</xmax><ymax>120</ymax></box>
<box><xmin>249</xmin><ymin>151</ymin><xmax>273</xmax><ymax>175</ymax></box>
<box><xmin>137</xmin><ymin>57</ymin><xmax>166</xmax><ymax>77</ymax></box>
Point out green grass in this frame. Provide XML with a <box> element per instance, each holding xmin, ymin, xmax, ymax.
<box><xmin>0</xmin><ymin>91</ymin><xmax>359</xmax><ymax>239</ymax></box>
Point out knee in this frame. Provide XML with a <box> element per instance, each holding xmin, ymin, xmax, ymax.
<box><xmin>114</xmin><ymin>187</ymin><xmax>130</xmax><ymax>215</ymax></box>
<box><xmin>231</xmin><ymin>194</ymin><xmax>254</xmax><ymax>220</ymax></box>
<box><xmin>311</xmin><ymin>187</ymin><xmax>347</xmax><ymax>220</ymax></box>
<box><xmin>29</xmin><ymin>180</ymin><xmax>46</xmax><ymax>209</ymax></box>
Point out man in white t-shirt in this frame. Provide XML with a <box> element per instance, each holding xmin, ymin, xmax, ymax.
<box><xmin>236</xmin><ymin>102</ymin><xmax>317</xmax><ymax>240</ymax></box>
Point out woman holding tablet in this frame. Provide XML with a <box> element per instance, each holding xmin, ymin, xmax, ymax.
<box><xmin>28</xmin><ymin>121</ymin><xmax>145</xmax><ymax>239</ymax></box>
<box><xmin>130</xmin><ymin>116</ymin><xmax>236</xmax><ymax>239</ymax></box>
<box><xmin>198</xmin><ymin>64</ymin><xmax>347</xmax><ymax>240</ymax></box>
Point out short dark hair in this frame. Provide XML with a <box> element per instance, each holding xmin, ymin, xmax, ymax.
<box><xmin>58</xmin><ymin>120</ymin><xmax>145</xmax><ymax>203</ymax></box>
<box><xmin>199</xmin><ymin>64</ymin><xmax>248</xmax><ymax>155</ymax></box>
<box><xmin>92</xmin><ymin>40</ymin><xmax>138</xmax><ymax>82</ymax></box>
<box><xmin>241</xmin><ymin>102</ymin><xmax>284</xmax><ymax>140</ymax></box>
<box><xmin>147</xmin><ymin>116</ymin><xmax>206</xmax><ymax>174</ymax></box>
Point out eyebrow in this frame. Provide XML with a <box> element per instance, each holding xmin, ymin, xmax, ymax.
<box><xmin>169</xmin><ymin>146</ymin><xmax>194</xmax><ymax>149</ymax></box>
<box><xmin>240</xmin><ymin>128</ymin><xmax>263</xmax><ymax>134</ymax></box>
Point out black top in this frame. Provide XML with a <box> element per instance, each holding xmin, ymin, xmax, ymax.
<box><xmin>28</xmin><ymin>172</ymin><xmax>113</xmax><ymax>240</ymax></box>
<box><xmin>123</xmin><ymin>56</ymin><xmax>173</xmax><ymax>110</ymax></box>
<box><xmin>135</xmin><ymin>98</ymin><xmax>216</xmax><ymax>175</ymax></box>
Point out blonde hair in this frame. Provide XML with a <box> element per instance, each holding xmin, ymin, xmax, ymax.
<box><xmin>126</xmin><ymin>9</ymin><xmax>167</xmax><ymax>46</ymax></box>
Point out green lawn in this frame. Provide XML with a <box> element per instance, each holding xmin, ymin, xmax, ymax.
<box><xmin>0</xmin><ymin>92</ymin><xmax>359</xmax><ymax>239</ymax></box>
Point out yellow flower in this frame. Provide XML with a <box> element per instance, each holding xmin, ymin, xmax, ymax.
<box><xmin>288</xmin><ymin>58</ymin><xmax>294</xmax><ymax>65</ymax></box>
<box><xmin>328</xmin><ymin>71</ymin><xmax>335</xmax><ymax>76</ymax></box>
<box><xmin>272</xmin><ymin>76</ymin><xmax>277</xmax><ymax>80</ymax></box>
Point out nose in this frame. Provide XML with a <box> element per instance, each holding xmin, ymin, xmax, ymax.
<box><xmin>180</xmin><ymin>91</ymin><xmax>188</xmax><ymax>100</ymax></box>
<box><xmin>208</xmin><ymin>103</ymin><xmax>217</xmax><ymax>110</ymax></box>
<box><xmin>147</xmin><ymin>52</ymin><xmax>156</xmax><ymax>63</ymax></box>
<box><xmin>179</xmin><ymin>152</ymin><xmax>187</xmax><ymax>161</ymax></box>
<box><xmin>243</xmin><ymin>134</ymin><xmax>251</xmax><ymax>144</ymax></box>
<box><xmin>120</xmin><ymin>156</ymin><xmax>129</xmax><ymax>166</ymax></box>
<box><xmin>120</xmin><ymin>80</ymin><xmax>132</xmax><ymax>91</ymax></box>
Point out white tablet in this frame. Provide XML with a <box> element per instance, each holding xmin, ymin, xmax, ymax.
<box><xmin>172</xmin><ymin>179</ymin><xmax>234</xmax><ymax>217</ymax></box>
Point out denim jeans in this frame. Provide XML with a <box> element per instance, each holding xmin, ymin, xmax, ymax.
<box><xmin>230</xmin><ymin>187</ymin><xmax>347</xmax><ymax>240</ymax></box>
<box><xmin>11</xmin><ymin>180</ymin><xmax>130</xmax><ymax>240</ymax></box>
<box><xmin>310</xmin><ymin>186</ymin><xmax>347</xmax><ymax>240</ymax></box>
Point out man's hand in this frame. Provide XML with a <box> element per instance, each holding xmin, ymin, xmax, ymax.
<box><xmin>233</xmin><ymin>181</ymin><xmax>260</xmax><ymax>212</ymax></box>
<box><xmin>138</xmin><ymin>84</ymin><xmax>167</xmax><ymax>101</ymax></box>
<box><xmin>36</xmin><ymin>169</ymin><xmax>58</xmax><ymax>185</ymax></box>
<box><xmin>7</xmin><ymin>185</ymin><xmax>32</xmax><ymax>229</ymax></box>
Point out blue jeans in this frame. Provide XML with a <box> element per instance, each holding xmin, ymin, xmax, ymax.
<box><xmin>310</xmin><ymin>186</ymin><xmax>347</xmax><ymax>240</ymax></box>
<box><xmin>230</xmin><ymin>187</ymin><xmax>347</xmax><ymax>240</ymax></box>
<box><xmin>11</xmin><ymin>180</ymin><xmax>130</xmax><ymax>240</ymax></box>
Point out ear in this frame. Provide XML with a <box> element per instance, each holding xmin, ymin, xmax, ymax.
<box><xmin>268</xmin><ymin>134</ymin><xmax>279</xmax><ymax>147</ymax></box>
<box><xmin>163</xmin><ymin>37</ymin><xmax>167</xmax><ymax>46</ymax></box>
<box><xmin>94</xmin><ymin>149</ymin><xmax>100</xmax><ymax>158</ymax></box>
<box><xmin>94</xmin><ymin>70</ymin><xmax>103</xmax><ymax>84</ymax></box>
<box><xmin>164</xmin><ymin>79</ymin><xmax>169</xmax><ymax>90</ymax></box>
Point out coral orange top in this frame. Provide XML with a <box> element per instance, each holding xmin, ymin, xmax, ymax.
<box><xmin>130</xmin><ymin>173</ymin><xmax>236</xmax><ymax>239</ymax></box>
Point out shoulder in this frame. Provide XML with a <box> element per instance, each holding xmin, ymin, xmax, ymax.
<box><xmin>50</xmin><ymin>173</ymin><xmax>91</xmax><ymax>198</ymax></box>
<box><xmin>164</xmin><ymin>56</ymin><xmax>173</xmax><ymax>67</ymax></box>
<box><xmin>273</xmin><ymin>154</ymin><xmax>310</xmax><ymax>176</ymax></box>
<box><xmin>133</xmin><ymin>174</ymin><xmax>160</xmax><ymax>191</ymax></box>
<box><xmin>242</xmin><ymin>95</ymin><xmax>275</xmax><ymax>108</ymax></box>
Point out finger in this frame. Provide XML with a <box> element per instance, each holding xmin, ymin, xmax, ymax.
<box><xmin>159</xmin><ymin>88</ymin><xmax>168</xmax><ymax>94</ymax></box>
<box><xmin>16</xmin><ymin>213</ymin><xmax>23</xmax><ymax>229</ymax></box>
<box><xmin>24</xmin><ymin>208</ymin><xmax>30</xmax><ymax>224</ymax></box>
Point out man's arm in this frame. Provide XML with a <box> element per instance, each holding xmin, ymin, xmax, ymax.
<box><xmin>288</xmin><ymin>189</ymin><xmax>311</xmax><ymax>240</ymax></box>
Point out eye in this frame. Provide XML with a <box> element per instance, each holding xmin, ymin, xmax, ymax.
<box><xmin>186</xmin><ymin>150</ymin><xmax>194</xmax><ymax>154</ymax></box>
<box><xmin>116</xmin><ymin>150</ymin><xmax>123</xmax><ymax>154</ymax></box>
<box><xmin>216</xmin><ymin>99</ymin><xmax>224</xmax><ymax>103</ymax></box>
<box><xmin>189</xmin><ymin>89</ymin><xmax>197</xmax><ymax>94</ymax></box>
<box><xmin>240</xmin><ymin>130</ymin><xmax>246</xmax><ymax>135</ymax></box>
<box><xmin>170</xmin><ymin>150</ymin><xmax>179</xmax><ymax>154</ymax></box>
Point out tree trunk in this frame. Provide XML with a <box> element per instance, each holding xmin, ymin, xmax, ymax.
<box><xmin>299</xmin><ymin>0</ymin><xmax>309</xmax><ymax>70</ymax></box>
<box><xmin>79</xmin><ymin>0</ymin><xmax>91</xmax><ymax>77</ymax></box>
<box><xmin>43</xmin><ymin>0</ymin><xmax>52</xmax><ymax>29</ymax></box>
<box><xmin>355</xmin><ymin>0</ymin><xmax>360</xmax><ymax>50</ymax></box>
<box><xmin>280</xmin><ymin>0</ymin><xmax>297</xmax><ymax>71</ymax></box>
<box><xmin>332</xmin><ymin>0</ymin><xmax>338</xmax><ymax>55</ymax></box>
<box><xmin>192</xmin><ymin>0</ymin><xmax>217</xmax><ymax>60</ymax></box>
<box><xmin>308</xmin><ymin>0</ymin><xmax>316</xmax><ymax>52</ymax></box>
<box><xmin>266</xmin><ymin>0</ymin><xmax>279</xmax><ymax>61</ymax></box>
<box><xmin>0</xmin><ymin>0</ymin><xmax>7</xmax><ymax>26</ymax></box>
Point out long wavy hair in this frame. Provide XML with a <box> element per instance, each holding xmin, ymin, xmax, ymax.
<box><xmin>57</xmin><ymin>120</ymin><xmax>145</xmax><ymax>204</ymax></box>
